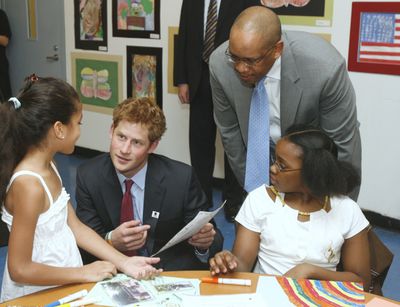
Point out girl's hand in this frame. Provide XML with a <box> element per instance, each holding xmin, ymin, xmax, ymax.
<box><xmin>209</xmin><ymin>250</ymin><xmax>238</xmax><ymax>276</ymax></box>
<box><xmin>120</xmin><ymin>256</ymin><xmax>162</xmax><ymax>280</ymax></box>
<box><xmin>284</xmin><ymin>263</ymin><xmax>315</xmax><ymax>279</ymax></box>
<box><xmin>82</xmin><ymin>261</ymin><xmax>117</xmax><ymax>282</ymax></box>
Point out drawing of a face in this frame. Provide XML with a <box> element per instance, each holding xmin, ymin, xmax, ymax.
<box><xmin>261</xmin><ymin>0</ymin><xmax>311</xmax><ymax>8</ymax></box>
<box><xmin>132</xmin><ymin>55</ymin><xmax>156</xmax><ymax>99</ymax></box>
<box><xmin>80</xmin><ymin>0</ymin><xmax>101</xmax><ymax>38</ymax></box>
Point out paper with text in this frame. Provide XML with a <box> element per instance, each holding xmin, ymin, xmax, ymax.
<box><xmin>152</xmin><ymin>201</ymin><xmax>225</xmax><ymax>256</ymax></box>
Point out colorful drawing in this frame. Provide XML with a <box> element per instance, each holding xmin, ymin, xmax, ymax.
<box><xmin>127</xmin><ymin>46</ymin><xmax>162</xmax><ymax>108</ymax></box>
<box><xmin>80</xmin><ymin>68</ymin><xmax>112</xmax><ymax>100</ymax></box>
<box><xmin>260</xmin><ymin>0</ymin><xmax>333</xmax><ymax>26</ymax></box>
<box><xmin>348</xmin><ymin>2</ymin><xmax>400</xmax><ymax>75</ymax></box>
<box><xmin>276</xmin><ymin>277</ymin><xmax>365</xmax><ymax>307</ymax></box>
<box><xmin>79</xmin><ymin>0</ymin><xmax>103</xmax><ymax>41</ymax></box>
<box><xmin>358</xmin><ymin>13</ymin><xmax>400</xmax><ymax>65</ymax></box>
<box><xmin>113</xmin><ymin>0</ymin><xmax>160</xmax><ymax>38</ymax></box>
<box><xmin>261</xmin><ymin>0</ymin><xmax>311</xmax><ymax>9</ymax></box>
<box><xmin>71</xmin><ymin>52</ymin><xmax>123</xmax><ymax>115</ymax></box>
<box><xmin>117</xmin><ymin>0</ymin><xmax>154</xmax><ymax>31</ymax></box>
<box><xmin>74</xmin><ymin>0</ymin><xmax>107</xmax><ymax>51</ymax></box>
<box><xmin>131</xmin><ymin>54</ymin><xmax>156</xmax><ymax>100</ymax></box>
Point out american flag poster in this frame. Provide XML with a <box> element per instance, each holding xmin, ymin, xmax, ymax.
<box><xmin>358</xmin><ymin>13</ymin><xmax>400</xmax><ymax>65</ymax></box>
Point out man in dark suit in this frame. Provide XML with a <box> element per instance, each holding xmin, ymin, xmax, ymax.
<box><xmin>76</xmin><ymin>97</ymin><xmax>223</xmax><ymax>271</ymax></box>
<box><xmin>174</xmin><ymin>0</ymin><xmax>259</xmax><ymax>221</ymax></box>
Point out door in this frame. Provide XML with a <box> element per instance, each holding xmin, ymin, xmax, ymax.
<box><xmin>3</xmin><ymin>0</ymin><xmax>65</xmax><ymax>95</ymax></box>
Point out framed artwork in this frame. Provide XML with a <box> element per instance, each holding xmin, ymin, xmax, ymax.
<box><xmin>168</xmin><ymin>26</ymin><xmax>179</xmax><ymax>94</ymax></box>
<box><xmin>126</xmin><ymin>46</ymin><xmax>162</xmax><ymax>108</ymax></box>
<box><xmin>261</xmin><ymin>0</ymin><xmax>333</xmax><ymax>27</ymax></box>
<box><xmin>112</xmin><ymin>0</ymin><xmax>160</xmax><ymax>39</ymax></box>
<box><xmin>348</xmin><ymin>2</ymin><xmax>400</xmax><ymax>76</ymax></box>
<box><xmin>74</xmin><ymin>0</ymin><xmax>108</xmax><ymax>51</ymax></box>
<box><xmin>71</xmin><ymin>52</ymin><xmax>123</xmax><ymax>115</ymax></box>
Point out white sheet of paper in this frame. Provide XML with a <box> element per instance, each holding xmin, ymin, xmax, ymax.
<box><xmin>256</xmin><ymin>276</ymin><xmax>294</xmax><ymax>307</ymax></box>
<box><xmin>180</xmin><ymin>293</ymin><xmax>260</xmax><ymax>307</ymax></box>
<box><xmin>151</xmin><ymin>201</ymin><xmax>225</xmax><ymax>256</ymax></box>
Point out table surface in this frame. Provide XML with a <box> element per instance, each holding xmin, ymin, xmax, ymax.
<box><xmin>0</xmin><ymin>271</ymin><xmax>398</xmax><ymax>306</ymax></box>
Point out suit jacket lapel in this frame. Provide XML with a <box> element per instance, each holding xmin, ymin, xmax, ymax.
<box><xmin>143</xmin><ymin>155</ymin><xmax>166</xmax><ymax>254</ymax></box>
<box><xmin>280</xmin><ymin>32</ymin><xmax>302</xmax><ymax>134</ymax></box>
<box><xmin>101</xmin><ymin>155</ymin><xmax>123</xmax><ymax>228</ymax></box>
<box><xmin>196</xmin><ymin>0</ymin><xmax>206</xmax><ymax>45</ymax></box>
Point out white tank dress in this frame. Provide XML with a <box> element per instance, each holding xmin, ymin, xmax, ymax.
<box><xmin>0</xmin><ymin>166</ymin><xmax>83</xmax><ymax>302</ymax></box>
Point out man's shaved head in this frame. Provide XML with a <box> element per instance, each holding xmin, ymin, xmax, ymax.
<box><xmin>231</xmin><ymin>6</ymin><xmax>281</xmax><ymax>48</ymax></box>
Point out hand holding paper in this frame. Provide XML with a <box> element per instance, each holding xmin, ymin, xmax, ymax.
<box><xmin>152</xmin><ymin>201</ymin><xmax>225</xmax><ymax>256</ymax></box>
<box><xmin>188</xmin><ymin>222</ymin><xmax>216</xmax><ymax>250</ymax></box>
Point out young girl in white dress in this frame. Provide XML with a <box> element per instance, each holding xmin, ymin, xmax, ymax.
<box><xmin>0</xmin><ymin>75</ymin><xmax>162</xmax><ymax>302</ymax></box>
<box><xmin>209</xmin><ymin>125</ymin><xmax>371</xmax><ymax>290</ymax></box>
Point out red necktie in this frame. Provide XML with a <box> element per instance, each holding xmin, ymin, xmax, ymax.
<box><xmin>120</xmin><ymin>179</ymin><xmax>137</xmax><ymax>256</ymax></box>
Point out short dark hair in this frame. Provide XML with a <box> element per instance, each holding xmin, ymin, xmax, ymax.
<box><xmin>0</xmin><ymin>76</ymin><xmax>79</xmax><ymax>202</ymax></box>
<box><xmin>284</xmin><ymin>124</ymin><xmax>360</xmax><ymax>197</ymax></box>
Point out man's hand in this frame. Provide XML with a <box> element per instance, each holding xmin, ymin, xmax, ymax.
<box><xmin>178</xmin><ymin>84</ymin><xmax>190</xmax><ymax>104</ymax></box>
<box><xmin>111</xmin><ymin>220</ymin><xmax>150</xmax><ymax>252</ymax></box>
<box><xmin>188</xmin><ymin>223</ymin><xmax>215</xmax><ymax>250</ymax></box>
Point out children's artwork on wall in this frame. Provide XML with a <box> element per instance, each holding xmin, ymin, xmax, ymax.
<box><xmin>113</xmin><ymin>0</ymin><xmax>160</xmax><ymax>39</ymax></box>
<box><xmin>71</xmin><ymin>52</ymin><xmax>122</xmax><ymax>114</ymax></box>
<box><xmin>127</xmin><ymin>46</ymin><xmax>162</xmax><ymax>108</ymax></box>
<box><xmin>74</xmin><ymin>0</ymin><xmax>108</xmax><ymax>51</ymax></box>
<box><xmin>348</xmin><ymin>2</ymin><xmax>400</xmax><ymax>76</ymax></box>
<box><xmin>168</xmin><ymin>27</ymin><xmax>179</xmax><ymax>94</ymax></box>
<box><xmin>261</xmin><ymin>0</ymin><xmax>333</xmax><ymax>27</ymax></box>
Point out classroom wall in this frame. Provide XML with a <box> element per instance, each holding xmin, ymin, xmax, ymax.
<box><xmin>64</xmin><ymin>1</ymin><xmax>400</xmax><ymax>219</ymax></box>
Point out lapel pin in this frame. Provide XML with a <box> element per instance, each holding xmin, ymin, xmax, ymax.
<box><xmin>151</xmin><ymin>211</ymin><xmax>160</xmax><ymax>219</ymax></box>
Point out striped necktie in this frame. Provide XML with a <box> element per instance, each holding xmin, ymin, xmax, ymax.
<box><xmin>203</xmin><ymin>0</ymin><xmax>218</xmax><ymax>63</ymax></box>
<box><xmin>244</xmin><ymin>77</ymin><xmax>270</xmax><ymax>192</ymax></box>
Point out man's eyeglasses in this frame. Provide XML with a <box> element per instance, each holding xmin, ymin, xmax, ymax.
<box><xmin>271</xmin><ymin>156</ymin><xmax>302</xmax><ymax>173</ymax></box>
<box><xmin>225</xmin><ymin>42</ymin><xmax>277</xmax><ymax>68</ymax></box>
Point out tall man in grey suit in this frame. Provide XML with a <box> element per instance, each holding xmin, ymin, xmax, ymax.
<box><xmin>76</xmin><ymin>98</ymin><xmax>223</xmax><ymax>271</ymax></box>
<box><xmin>210</xmin><ymin>7</ymin><xmax>361</xmax><ymax>199</ymax></box>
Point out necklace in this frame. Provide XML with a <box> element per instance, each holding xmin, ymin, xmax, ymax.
<box><xmin>270</xmin><ymin>186</ymin><xmax>329</xmax><ymax>216</ymax></box>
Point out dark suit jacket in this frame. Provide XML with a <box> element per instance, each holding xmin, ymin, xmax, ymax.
<box><xmin>75</xmin><ymin>153</ymin><xmax>223</xmax><ymax>270</ymax></box>
<box><xmin>173</xmin><ymin>0</ymin><xmax>259</xmax><ymax>100</ymax></box>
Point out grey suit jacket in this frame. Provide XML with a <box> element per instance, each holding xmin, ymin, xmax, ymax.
<box><xmin>210</xmin><ymin>31</ymin><xmax>361</xmax><ymax>192</ymax></box>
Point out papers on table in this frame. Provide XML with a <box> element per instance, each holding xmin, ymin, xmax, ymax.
<box><xmin>151</xmin><ymin>201</ymin><xmax>225</xmax><ymax>256</ymax></box>
<box><xmin>180</xmin><ymin>293</ymin><xmax>260</xmax><ymax>307</ymax></box>
<box><xmin>86</xmin><ymin>274</ymin><xmax>200</xmax><ymax>307</ymax></box>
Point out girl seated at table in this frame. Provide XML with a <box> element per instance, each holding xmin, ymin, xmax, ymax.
<box><xmin>209</xmin><ymin>125</ymin><xmax>371</xmax><ymax>290</ymax></box>
<box><xmin>0</xmin><ymin>76</ymin><xmax>162</xmax><ymax>302</ymax></box>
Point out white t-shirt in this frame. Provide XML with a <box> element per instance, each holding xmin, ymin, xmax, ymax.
<box><xmin>235</xmin><ymin>185</ymin><xmax>369</xmax><ymax>276</ymax></box>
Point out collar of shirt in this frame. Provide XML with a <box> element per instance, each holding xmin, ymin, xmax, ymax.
<box><xmin>266</xmin><ymin>56</ymin><xmax>281</xmax><ymax>81</ymax></box>
<box><xmin>116</xmin><ymin>163</ymin><xmax>147</xmax><ymax>192</ymax></box>
<box><xmin>263</xmin><ymin>56</ymin><xmax>282</xmax><ymax>144</ymax></box>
